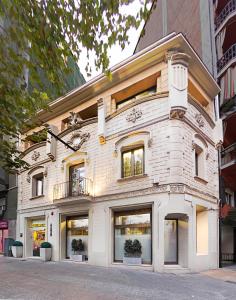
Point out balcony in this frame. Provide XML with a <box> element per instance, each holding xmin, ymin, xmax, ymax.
<box><xmin>217</xmin><ymin>43</ymin><xmax>236</xmax><ymax>74</ymax></box>
<box><xmin>221</xmin><ymin>142</ymin><xmax>236</xmax><ymax>167</ymax></box>
<box><xmin>53</xmin><ymin>177</ymin><xmax>93</xmax><ymax>204</ymax></box>
<box><xmin>215</xmin><ymin>0</ymin><xmax>236</xmax><ymax>30</ymax></box>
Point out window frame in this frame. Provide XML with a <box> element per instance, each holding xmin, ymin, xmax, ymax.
<box><xmin>32</xmin><ymin>173</ymin><xmax>44</xmax><ymax>198</ymax></box>
<box><xmin>113</xmin><ymin>208</ymin><xmax>152</xmax><ymax>264</ymax></box>
<box><xmin>121</xmin><ymin>146</ymin><xmax>144</xmax><ymax>178</ymax></box>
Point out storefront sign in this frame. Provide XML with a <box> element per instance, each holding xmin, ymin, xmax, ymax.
<box><xmin>0</xmin><ymin>220</ymin><xmax>8</xmax><ymax>229</ymax></box>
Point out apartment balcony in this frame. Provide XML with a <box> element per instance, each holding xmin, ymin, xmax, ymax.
<box><xmin>221</xmin><ymin>143</ymin><xmax>236</xmax><ymax>191</ymax></box>
<box><xmin>217</xmin><ymin>43</ymin><xmax>236</xmax><ymax>75</ymax></box>
<box><xmin>215</xmin><ymin>0</ymin><xmax>236</xmax><ymax>31</ymax></box>
<box><xmin>53</xmin><ymin>177</ymin><xmax>93</xmax><ymax>205</ymax></box>
<box><xmin>222</xmin><ymin>142</ymin><xmax>236</xmax><ymax>167</ymax></box>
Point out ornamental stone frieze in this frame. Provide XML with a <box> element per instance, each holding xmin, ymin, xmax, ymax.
<box><xmin>31</xmin><ymin>151</ymin><xmax>40</xmax><ymax>161</ymax></box>
<box><xmin>195</xmin><ymin>113</ymin><xmax>204</xmax><ymax>128</ymax></box>
<box><xmin>126</xmin><ymin>108</ymin><xmax>142</xmax><ymax>123</ymax></box>
<box><xmin>67</xmin><ymin>130</ymin><xmax>90</xmax><ymax>151</ymax></box>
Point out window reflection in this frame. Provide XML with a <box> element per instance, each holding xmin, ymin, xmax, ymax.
<box><xmin>114</xmin><ymin>209</ymin><xmax>152</xmax><ymax>264</ymax></box>
<box><xmin>122</xmin><ymin>147</ymin><xmax>144</xmax><ymax>178</ymax></box>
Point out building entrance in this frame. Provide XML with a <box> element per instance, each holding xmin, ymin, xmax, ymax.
<box><xmin>30</xmin><ymin>219</ymin><xmax>46</xmax><ymax>256</ymax></box>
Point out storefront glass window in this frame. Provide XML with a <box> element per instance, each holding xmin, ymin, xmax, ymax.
<box><xmin>114</xmin><ymin>209</ymin><xmax>152</xmax><ymax>264</ymax></box>
<box><xmin>66</xmin><ymin>216</ymin><xmax>88</xmax><ymax>259</ymax></box>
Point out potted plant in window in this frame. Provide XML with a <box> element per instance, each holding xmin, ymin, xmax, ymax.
<box><xmin>12</xmin><ymin>241</ymin><xmax>23</xmax><ymax>258</ymax></box>
<box><xmin>71</xmin><ymin>239</ymin><xmax>85</xmax><ymax>262</ymax></box>
<box><xmin>123</xmin><ymin>239</ymin><xmax>142</xmax><ymax>265</ymax></box>
<box><xmin>40</xmin><ymin>242</ymin><xmax>52</xmax><ymax>261</ymax></box>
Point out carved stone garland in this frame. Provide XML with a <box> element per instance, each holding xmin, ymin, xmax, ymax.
<box><xmin>68</xmin><ymin>130</ymin><xmax>90</xmax><ymax>151</ymax></box>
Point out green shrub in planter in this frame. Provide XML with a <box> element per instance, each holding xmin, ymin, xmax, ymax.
<box><xmin>40</xmin><ymin>242</ymin><xmax>52</xmax><ymax>248</ymax></box>
<box><xmin>12</xmin><ymin>241</ymin><xmax>23</xmax><ymax>247</ymax></box>
<box><xmin>77</xmin><ymin>239</ymin><xmax>85</xmax><ymax>253</ymax></box>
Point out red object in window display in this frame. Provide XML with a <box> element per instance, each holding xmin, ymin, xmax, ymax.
<box><xmin>220</xmin><ymin>203</ymin><xmax>231</xmax><ymax>218</ymax></box>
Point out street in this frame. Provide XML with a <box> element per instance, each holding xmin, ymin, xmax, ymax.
<box><xmin>0</xmin><ymin>256</ymin><xmax>236</xmax><ymax>300</ymax></box>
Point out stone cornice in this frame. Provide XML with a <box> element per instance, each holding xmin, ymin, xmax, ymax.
<box><xmin>106</xmin><ymin>115</ymin><xmax>169</xmax><ymax>141</ymax></box>
<box><xmin>183</xmin><ymin>116</ymin><xmax>215</xmax><ymax>147</ymax></box>
<box><xmin>18</xmin><ymin>183</ymin><xmax>217</xmax><ymax>213</ymax></box>
<box><xmin>106</xmin><ymin>92</ymin><xmax>169</xmax><ymax>121</ymax></box>
<box><xmin>59</xmin><ymin>117</ymin><xmax>98</xmax><ymax>138</ymax></box>
<box><xmin>19</xmin><ymin>158</ymin><xmax>51</xmax><ymax>174</ymax></box>
<box><xmin>20</xmin><ymin>141</ymin><xmax>46</xmax><ymax>158</ymax></box>
<box><xmin>94</xmin><ymin>183</ymin><xmax>217</xmax><ymax>204</ymax></box>
<box><xmin>188</xmin><ymin>96</ymin><xmax>215</xmax><ymax>129</ymax></box>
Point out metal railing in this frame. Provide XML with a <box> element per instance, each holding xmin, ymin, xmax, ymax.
<box><xmin>217</xmin><ymin>43</ymin><xmax>236</xmax><ymax>72</ymax></box>
<box><xmin>215</xmin><ymin>0</ymin><xmax>236</xmax><ymax>29</ymax></box>
<box><xmin>221</xmin><ymin>142</ymin><xmax>236</xmax><ymax>166</ymax></box>
<box><xmin>53</xmin><ymin>177</ymin><xmax>92</xmax><ymax>201</ymax></box>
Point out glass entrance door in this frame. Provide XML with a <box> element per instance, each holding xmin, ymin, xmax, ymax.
<box><xmin>164</xmin><ymin>219</ymin><xmax>178</xmax><ymax>264</ymax></box>
<box><xmin>31</xmin><ymin>220</ymin><xmax>46</xmax><ymax>256</ymax></box>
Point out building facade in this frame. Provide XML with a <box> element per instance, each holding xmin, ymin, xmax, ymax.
<box><xmin>213</xmin><ymin>0</ymin><xmax>236</xmax><ymax>263</ymax></box>
<box><xmin>16</xmin><ymin>34</ymin><xmax>222</xmax><ymax>272</ymax></box>
<box><xmin>0</xmin><ymin>169</ymin><xmax>17</xmax><ymax>254</ymax></box>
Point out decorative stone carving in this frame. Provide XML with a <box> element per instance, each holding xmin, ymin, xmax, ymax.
<box><xmin>113</xmin><ymin>149</ymin><xmax>118</xmax><ymax>158</ymax></box>
<box><xmin>68</xmin><ymin>112</ymin><xmax>83</xmax><ymax>128</ymax></box>
<box><xmin>68</xmin><ymin>130</ymin><xmax>90</xmax><ymax>151</ymax></box>
<box><xmin>26</xmin><ymin>174</ymin><xmax>31</xmax><ymax>183</ymax></box>
<box><xmin>32</xmin><ymin>151</ymin><xmax>40</xmax><ymax>161</ymax></box>
<box><xmin>195</xmin><ymin>113</ymin><xmax>204</xmax><ymax>127</ymax></box>
<box><xmin>126</xmin><ymin>108</ymin><xmax>142</xmax><ymax>123</ymax></box>
<box><xmin>170</xmin><ymin>184</ymin><xmax>185</xmax><ymax>193</ymax></box>
<box><xmin>170</xmin><ymin>108</ymin><xmax>186</xmax><ymax>119</ymax></box>
<box><xmin>43</xmin><ymin>167</ymin><xmax>48</xmax><ymax>177</ymax></box>
<box><xmin>148</xmin><ymin>138</ymin><xmax>153</xmax><ymax>148</ymax></box>
<box><xmin>192</xmin><ymin>141</ymin><xmax>196</xmax><ymax>151</ymax></box>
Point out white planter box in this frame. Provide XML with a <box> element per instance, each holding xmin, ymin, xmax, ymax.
<box><xmin>12</xmin><ymin>246</ymin><xmax>23</xmax><ymax>258</ymax></box>
<box><xmin>40</xmin><ymin>248</ymin><xmax>52</xmax><ymax>261</ymax></box>
<box><xmin>71</xmin><ymin>254</ymin><xmax>85</xmax><ymax>262</ymax></box>
<box><xmin>123</xmin><ymin>256</ymin><xmax>142</xmax><ymax>265</ymax></box>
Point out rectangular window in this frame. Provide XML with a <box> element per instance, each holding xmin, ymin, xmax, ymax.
<box><xmin>114</xmin><ymin>208</ymin><xmax>152</xmax><ymax>264</ymax></box>
<box><xmin>195</xmin><ymin>152</ymin><xmax>199</xmax><ymax>176</ymax></box>
<box><xmin>32</xmin><ymin>173</ymin><xmax>44</xmax><ymax>197</ymax></box>
<box><xmin>122</xmin><ymin>147</ymin><xmax>144</xmax><ymax>178</ymax></box>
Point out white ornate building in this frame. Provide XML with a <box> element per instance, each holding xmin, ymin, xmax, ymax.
<box><xmin>16</xmin><ymin>33</ymin><xmax>223</xmax><ymax>272</ymax></box>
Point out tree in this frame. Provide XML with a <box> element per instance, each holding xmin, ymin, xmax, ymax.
<box><xmin>0</xmin><ymin>0</ymin><xmax>153</xmax><ymax>171</ymax></box>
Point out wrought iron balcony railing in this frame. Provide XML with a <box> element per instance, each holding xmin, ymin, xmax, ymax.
<box><xmin>215</xmin><ymin>0</ymin><xmax>236</xmax><ymax>30</ymax></box>
<box><xmin>221</xmin><ymin>142</ymin><xmax>236</xmax><ymax>167</ymax></box>
<box><xmin>217</xmin><ymin>43</ymin><xmax>236</xmax><ymax>73</ymax></box>
<box><xmin>53</xmin><ymin>177</ymin><xmax>92</xmax><ymax>201</ymax></box>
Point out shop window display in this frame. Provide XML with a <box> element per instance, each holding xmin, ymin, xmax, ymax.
<box><xmin>114</xmin><ymin>208</ymin><xmax>152</xmax><ymax>264</ymax></box>
<box><xmin>66</xmin><ymin>216</ymin><xmax>88</xmax><ymax>259</ymax></box>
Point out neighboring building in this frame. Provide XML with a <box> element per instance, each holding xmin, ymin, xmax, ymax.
<box><xmin>16</xmin><ymin>33</ymin><xmax>222</xmax><ymax>272</ymax></box>
<box><xmin>0</xmin><ymin>170</ymin><xmax>17</xmax><ymax>253</ymax></box>
<box><xmin>213</xmin><ymin>0</ymin><xmax>236</xmax><ymax>263</ymax></box>
<box><xmin>135</xmin><ymin>0</ymin><xmax>217</xmax><ymax>76</ymax></box>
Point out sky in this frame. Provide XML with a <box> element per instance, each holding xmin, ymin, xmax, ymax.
<box><xmin>79</xmin><ymin>1</ymin><xmax>149</xmax><ymax>81</ymax></box>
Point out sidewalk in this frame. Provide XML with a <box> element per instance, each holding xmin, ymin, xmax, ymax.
<box><xmin>203</xmin><ymin>265</ymin><xmax>236</xmax><ymax>283</ymax></box>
